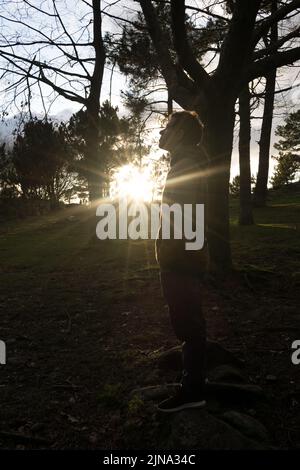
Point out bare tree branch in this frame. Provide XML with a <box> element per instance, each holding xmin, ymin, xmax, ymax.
<box><xmin>252</xmin><ymin>0</ymin><xmax>300</xmax><ymax>49</ymax></box>
<box><xmin>147</xmin><ymin>0</ymin><xmax>230</xmax><ymax>23</ymax></box>
<box><xmin>248</xmin><ymin>46</ymin><xmax>300</xmax><ymax>80</ymax></box>
<box><xmin>254</xmin><ymin>27</ymin><xmax>300</xmax><ymax>60</ymax></box>
<box><xmin>52</xmin><ymin>0</ymin><xmax>90</xmax><ymax>77</ymax></box>
<box><xmin>139</xmin><ymin>0</ymin><xmax>196</xmax><ymax>109</ymax></box>
<box><xmin>170</xmin><ymin>0</ymin><xmax>210</xmax><ymax>88</ymax></box>
<box><xmin>0</xmin><ymin>49</ymin><xmax>89</xmax><ymax>79</ymax></box>
<box><xmin>215</xmin><ymin>0</ymin><xmax>262</xmax><ymax>90</ymax></box>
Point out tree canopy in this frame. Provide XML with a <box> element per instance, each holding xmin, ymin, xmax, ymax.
<box><xmin>271</xmin><ymin>110</ymin><xmax>300</xmax><ymax>188</ymax></box>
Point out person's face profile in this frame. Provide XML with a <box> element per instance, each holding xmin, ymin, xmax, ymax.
<box><xmin>159</xmin><ymin>117</ymin><xmax>184</xmax><ymax>151</ymax></box>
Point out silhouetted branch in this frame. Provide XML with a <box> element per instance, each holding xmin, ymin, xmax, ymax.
<box><xmin>249</xmin><ymin>46</ymin><xmax>300</xmax><ymax>80</ymax></box>
<box><xmin>252</xmin><ymin>0</ymin><xmax>300</xmax><ymax>49</ymax></box>
<box><xmin>215</xmin><ymin>0</ymin><xmax>262</xmax><ymax>88</ymax></box>
<box><xmin>170</xmin><ymin>0</ymin><xmax>210</xmax><ymax>88</ymax></box>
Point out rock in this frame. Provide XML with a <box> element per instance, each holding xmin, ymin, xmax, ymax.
<box><xmin>30</xmin><ymin>423</ymin><xmax>45</xmax><ymax>433</ymax></box>
<box><xmin>208</xmin><ymin>364</ymin><xmax>248</xmax><ymax>384</ymax></box>
<box><xmin>130</xmin><ymin>383</ymin><xmax>181</xmax><ymax>401</ymax></box>
<box><xmin>222</xmin><ymin>411</ymin><xmax>269</xmax><ymax>442</ymax></box>
<box><xmin>160</xmin><ymin>409</ymin><xmax>267</xmax><ymax>449</ymax></box>
<box><xmin>206</xmin><ymin>382</ymin><xmax>265</xmax><ymax>405</ymax></box>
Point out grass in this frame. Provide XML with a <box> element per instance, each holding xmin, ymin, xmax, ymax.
<box><xmin>230</xmin><ymin>191</ymin><xmax>300</xmax><ymax>274</ymax></box>
<box><xmin>0</xmin><ymin>188</ymin><xmax>299</xmax><ymax>449</ymax></box>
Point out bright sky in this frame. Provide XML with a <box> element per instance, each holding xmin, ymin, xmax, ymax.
<box><xmin>0</xmin><ymin>0</ymin><xmax>299</xmax><ymax>183</ymax></box>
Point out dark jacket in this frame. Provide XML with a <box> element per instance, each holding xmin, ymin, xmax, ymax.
<box><xmin>155</xmin><ymin>145</ymin><xmax>209</xmax><ymax>276</ymax></box>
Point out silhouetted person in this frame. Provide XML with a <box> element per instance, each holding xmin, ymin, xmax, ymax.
<box><xmin>156</xmin><ymin>111</ymin><xmax>209</xmax><ymax>412</ymax></box>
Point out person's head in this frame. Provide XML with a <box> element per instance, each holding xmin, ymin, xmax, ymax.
<box><xmin>159</xmin><ymin>111</ymin><xmax>204</xmax><ymax>152</ymax></box>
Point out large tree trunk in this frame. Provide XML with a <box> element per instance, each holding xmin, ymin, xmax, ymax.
<box><xmin>86</xmin><ymin>0</ymin><xmax>105</xmax><ymax>203</ymax></box>
<box><xmin>138</xmin><ymin>0</ymin><xmax>265</xmax><ymax>273</ymax></box>
<box><xmin>253</xmin><ymin>68</ymin><xmax>276</xmax><ymax>207</ymax></box>
<box><xmin>253</xmin><ymin>0</ymin><xmax>278</xmax><ymax>207</ymax></box>
<box><xmin>238</xmin><ymin>85</ymin><xmax>254</xmax><ymax>225</ymax></box>
<box><xmin>85</xmin><ymin>105</ymin><xmax>102</xmax><ymax>202</ymax></box>
<box><xmin>167</xmin><ymin>91</ymin><xmax>173</xmax><ymax>116</ymax></box>
<box><xmin>200</xmin><ymin>97</ymin><xmax>236</xmax><ymax>273</ymax></box>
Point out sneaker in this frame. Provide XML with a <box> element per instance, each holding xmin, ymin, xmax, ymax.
<box><xmin>157</xmin><ymin>388</ymin><xmax>206</xmax><ymax>413</ymax></box>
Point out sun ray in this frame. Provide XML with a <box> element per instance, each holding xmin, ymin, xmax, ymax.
<box><xmin>110</xmin><ymin>164</ymin><xmax>156</xmax><ymax>202</ymax></box>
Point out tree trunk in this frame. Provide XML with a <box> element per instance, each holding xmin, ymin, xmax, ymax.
<box><xmin>253</xmin><ymin>68</ymin><xmax>276</xmax><ymax>207</ymax></box>
<box><xmin>238</xmin><ymin>85</ymin><xmax>254</xmax><ymax>225</ymax></box>
<box><xmin>85</xmin><ymin>108</ymin><xmax>102</xmax><ymax>202</ymax></box>
<box><xmin>47</xmin><ymin>182</ymin><xmax>59</xmax><ymax>210</ymax></box>
<box><xmin>201</xmin><ymin>98</ymin><xmax>236</xmax><ymax>273</ymax></box>
<box><xmin>253</xmin><ymin>0</ymin><xmax>277</xmax><ymax>207</ymax></box>
<box><xmin>85</xmin><ymin>0</ymin><xmax>105</xmax><ymax>203</ymax></box>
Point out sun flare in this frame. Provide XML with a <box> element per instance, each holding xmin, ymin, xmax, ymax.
<box><xmin>110</xmin><ymin>164</ymin><xmax>155</xmax><ymax>202</ymax></box>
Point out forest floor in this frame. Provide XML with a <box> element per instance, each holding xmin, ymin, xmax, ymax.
<box><xmin>0</xmin><ymin>188</ymin><xmax>300</xmax><ymax>449</ymax></box>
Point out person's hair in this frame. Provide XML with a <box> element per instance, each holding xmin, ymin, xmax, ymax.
<box><xmin>170</xmin><ymin>111</ymin><xmax>204</xmax><ymax>145</ymax></box>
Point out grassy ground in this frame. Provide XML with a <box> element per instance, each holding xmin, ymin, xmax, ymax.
<box><xmin>0</xmin><ymin>189</ymin><xmax>300</xmax><ymax>449</ymax></box>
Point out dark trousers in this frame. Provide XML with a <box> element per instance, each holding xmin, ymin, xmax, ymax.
<box><xmin>160</xmin><ymin>270</ymin><xmax>206</xmax><ymax>396</ymax></box>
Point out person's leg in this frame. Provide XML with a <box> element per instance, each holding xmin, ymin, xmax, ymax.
<box><xmin>160</xmin><ymin>270</ymin><xmax>206</xmax><ymax>397</ymax></box>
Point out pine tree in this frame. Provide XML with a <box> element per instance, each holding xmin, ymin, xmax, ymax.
<box><xmin>271</xmin><ymin>110</ymin><xmax>300</xmax><ymax>189</ymax></box>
